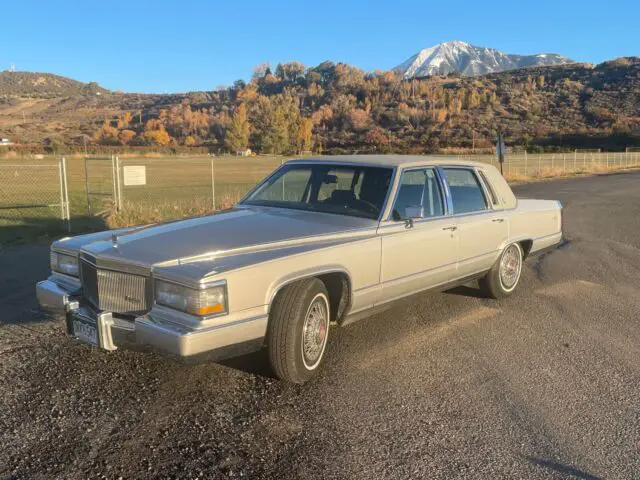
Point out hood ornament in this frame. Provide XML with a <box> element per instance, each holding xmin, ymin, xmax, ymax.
<box><xmin>112</xmin><ymin>233</ymin><xmax>119</xmax><ymax>250</ymax></box>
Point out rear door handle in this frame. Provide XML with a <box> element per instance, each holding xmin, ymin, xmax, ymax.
<box><xmin>492</xmin><ymin>218</ymin><xmax>505</xmax><ymax>223</ymax></box>
<box><xmin>442</xmin><ymin>226</ymin><xmax>458</xmax><ymax>231</ymax></box>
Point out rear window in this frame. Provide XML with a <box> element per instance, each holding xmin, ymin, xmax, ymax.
<box><xmin>442</xmin><ymin>168</ymin><xmax>488</xmax><ymax>214</ymax></box>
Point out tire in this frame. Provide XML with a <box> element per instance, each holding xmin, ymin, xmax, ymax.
<box><xmin>267</xmin><ymin>278</ymin><xmax>330</xmax><ymax>384</ymax></box>
<box><xmin>479</xmin><ymin>242</ymin><xmax>524</xmax><ymax>299</ymax></box>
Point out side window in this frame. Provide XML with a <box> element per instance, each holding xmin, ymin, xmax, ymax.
<box><xmin>442</xmin><ymin>168</ymin><xmax>488</xmax><ymax>214</ymax></box>
<box><xmin>478</xmin><ymin>170</ymin><xmax>498</xmax><ymax>205</ymax></box>
<box><xmin>393</xmin><ymin>168</ymin><xmax>444</xmax><ymax>219</ymax></box>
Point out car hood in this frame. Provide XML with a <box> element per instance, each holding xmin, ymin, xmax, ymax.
<box><xmin>68</xmin><ymin>207</ymin><xmax>378</xmax><ymax>268</ymax></box>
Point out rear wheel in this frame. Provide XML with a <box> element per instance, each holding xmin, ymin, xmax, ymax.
<box><xmin>267</xmin><ymin>278</ymin><xmax>330</xmax><ymax>384</ymax></box>
<box><xmin>479</xmin><ymin>243</ymin><xmax>523</xmax><ymax>299</ymax></box>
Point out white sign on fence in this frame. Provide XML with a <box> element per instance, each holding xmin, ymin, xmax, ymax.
<box><xmin>123</xmin><ymin>165</ymin><xmax>147</xmax><ymax>186</ymax></box>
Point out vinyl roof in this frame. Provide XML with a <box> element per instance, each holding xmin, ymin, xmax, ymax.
<box><xmin>286</xmin><ymin>155</ymin><xmax>492</xmax><ymax>169</ymax></box>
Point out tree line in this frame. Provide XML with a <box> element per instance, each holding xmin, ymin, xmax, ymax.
<box><xmin>91</xmin><ymin>58</ymin><xmax>640</xmax><ymax>154</ymax></box>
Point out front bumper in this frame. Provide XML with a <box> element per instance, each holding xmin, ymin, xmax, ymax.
<box><xmin>36</xmin><ymin>278</ymin><xmax>268</xmax><ymax>360</ymax></box>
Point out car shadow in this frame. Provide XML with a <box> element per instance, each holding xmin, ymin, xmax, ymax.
<box><xmin>217</xmin><ymin>348</ymin><xmax>277</xmax><ymax>379</ymax></box>
<box><xmin>443</xmin><ymin>284</ymin><xmax>488</xmax><ymax>299</ymax></box>
<box><xmin>524</xmin><ymin>456</ymin><xmax>603</xmax><ymax>480</ymax></box>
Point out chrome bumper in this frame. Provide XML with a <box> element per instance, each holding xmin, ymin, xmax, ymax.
<box><xmin>36</xmin><ymin>279</ymin><xmax>76</xmax><ymax>311</ymax></box>
<box><xmin>36</xmin><ymin>278</ymin><xmax>267</xmax><ymax>360</ymax></box>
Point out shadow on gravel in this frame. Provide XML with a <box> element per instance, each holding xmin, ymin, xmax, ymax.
<box><xmin>0</xmin><ymin>214</ymin><xmax>106</xmax><ymax>244</ymax></box>
<box><xmin>217</xmin><ymin>348</ymin><xmax>277</xmax><ymax>379</ymax></box>
<box><xmin>526</xmin><ymin>456</ymin><xmax>603</xmax><ymax>480</ymax></box>
<box><xmin>443</xmin><ymin>284</ymin><xmax>487</xmax><ymax>299</ymax></box>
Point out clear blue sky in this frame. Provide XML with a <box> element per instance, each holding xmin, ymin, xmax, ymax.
<box><xmin>2</xmin><ymin>0</ymin><xmax>637</xmax><ymax>93</ymax></box>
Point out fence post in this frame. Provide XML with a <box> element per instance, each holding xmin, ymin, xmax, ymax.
<box><xmin>524</xmin><ymin>151</ymin><xmax>528</xmax><ymax>175</ymax></box>
<box><xmin>62</xmin><ymin>157</ymin><xmax>71</xmax><ymax>230</ymax></box>
<box><xmin>211</xmin><ymin>157</ymin><xmax>216</xmax><ymax>211</ymax></box>
<box><xmin>58</xmin><ymin>158</ymin><xmax>65</xmax><ymax>221</ymax></box>
<box><xmin>84</xmin><ymin>156</ymin><xmax>92</xmax><ymax>215</ymax></box>
<box><xmin>111</xmin><ymin>155</ymin><xmax>117</xmax><ymax>208</ymax></box>
<box><xmin>563</xmin><ymin>153</ymin><xmax>566</xmax><ymax>170</ymax></box>
<box><xmin>115</xmin><ymin>156</ymin><xmax>123</xmax><ymax>211</ymax></box>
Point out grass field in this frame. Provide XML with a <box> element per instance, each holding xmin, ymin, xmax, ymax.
<box><xmin>1</xmin><ymin>151</ymin><xmax>639</xmax><ymax>243</ymax></box>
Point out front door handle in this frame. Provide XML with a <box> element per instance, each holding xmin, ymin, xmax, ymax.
<box><xmin>492</xmin><ymin>218</ymin><xmax>505</xmax><ymax>223</ymax></box>
<box><xmin>442</xmin><ymin>226</ymin><xmax>458</xmax><ymax>231</ymax></box>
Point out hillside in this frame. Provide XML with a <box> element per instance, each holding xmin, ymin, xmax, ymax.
<box><xmin>0</xmin><ymin>58</ymin><xmax>639</xmax><ymax>154</ymax></box>
<box><xmin>0</xmin><ymin>71</ymin><xmax>109</xmax><ymax>98</ymax></box>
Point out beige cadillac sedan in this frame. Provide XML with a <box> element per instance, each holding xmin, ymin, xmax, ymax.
<box><xmin>37</xmin><ymin>156</ymin><xmax>562</xmax><ymax>383</ymax></box>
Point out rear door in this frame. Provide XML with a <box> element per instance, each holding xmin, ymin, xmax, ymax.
<box><xmin>378</xmin><ymin>167</ymin><xmax>458</xmax><ymax>304</ymax></box>
<box><xmin>440</xmin><ymin>167</ymin><xmax>508</xmax><ymax>277</ymax></box>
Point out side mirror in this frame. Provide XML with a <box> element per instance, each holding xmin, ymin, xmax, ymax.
<box><xmin>404</xmin><ymin>205</ymin><xmax>424</xmax><ymax>219</ymax></box>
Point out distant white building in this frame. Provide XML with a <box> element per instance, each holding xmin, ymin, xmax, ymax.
<box><xmin>0</xmin><ymin>138</ymin><xmax>13</xmax><ymax>146</ymax></box>
<box><xmin>236</xmin><ymin>148</ymin><xmax>253</xmax><ymax>157</ymax></box>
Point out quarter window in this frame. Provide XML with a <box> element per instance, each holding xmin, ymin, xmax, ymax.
<box><xmin>442</xmin><ymin>168</ymin><xmax>488</xmax><ymax>214</ymax></box>
<box><xmin>393</xmin><ymin>168</ymin><xmax>444</xmax><ymax>220</ymax></box>
<box><xmin>478</xmin><ymin>170</ymin><xmax>498</xmax><ymax>205</ymax></box>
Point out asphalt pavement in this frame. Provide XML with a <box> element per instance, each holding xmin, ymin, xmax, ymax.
<box><xmin>1</xmin><ymin>171</ymin><xmax>639</xmax><ymax>479</ymax></box>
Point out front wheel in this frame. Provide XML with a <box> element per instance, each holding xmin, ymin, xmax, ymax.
<box><xmin>479</xmin><ymin>243</ymin><xmax>523</xmax><ymax>299</ymax></box>
<box><xmin>267</xmin><ymin>278</ymin><xmax>330</xmax><ymax>384</ymax></box>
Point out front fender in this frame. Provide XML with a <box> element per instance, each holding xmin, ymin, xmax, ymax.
<box><xmin>265</xmin><ymin>264</ymin><xmax>353</xmax><ymax>310</ymax></box>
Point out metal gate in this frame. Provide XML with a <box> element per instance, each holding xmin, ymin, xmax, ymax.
<box><xmin>84</xmin><ymin>155</ymin><xmax>121</xmax><ymax>214</ymax></box>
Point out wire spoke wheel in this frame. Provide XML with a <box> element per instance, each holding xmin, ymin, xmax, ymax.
<box><xmin>499</xmin><ymin>244</ymin><xmax>522</xmax><ymax>290</ymax></box>
<box><xmin>301</xmin><ymin>294</ymin><xmax>329</xmax><ymax>370</ymax></box>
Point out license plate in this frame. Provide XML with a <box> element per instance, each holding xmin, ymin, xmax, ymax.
<box><xmin>72</xmin><ymin>319</ymin><xmax>98</xmax><ymax>346</ymax></box>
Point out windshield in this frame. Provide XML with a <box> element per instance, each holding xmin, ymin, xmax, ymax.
<box><xmin>242</xmin><ymin>163</ymin><xmax>394</xmax><ymax>220</ymax></box>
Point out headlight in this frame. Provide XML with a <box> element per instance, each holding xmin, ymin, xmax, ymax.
<box><xmin>50</xmin><ymin>251</ymin><xmax>79</xmax><ymax>277</ymax></box>
<box><xmin>155</xmin><ymin>280</ymin><xmax>227</xmax><ymax>317</ymax></box>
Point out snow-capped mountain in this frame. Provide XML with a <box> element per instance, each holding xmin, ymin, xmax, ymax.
<box><xmin>395</xmin><ymin>41</ymin><xmax>574</xmax><ymax>78</ymax></box>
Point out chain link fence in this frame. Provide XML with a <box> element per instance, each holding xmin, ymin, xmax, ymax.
<box><xmin>458</xmin><ymin>151</ymin><xmax>640</xmax><ymax>178</ymax></box>
<box><xmin>84</xmin><ymin>156</ymin><xmax>119</xmax><ymax>215</ymax></box>
<box><xmin>2</xmin><ymin>151</ymin><xmax>640</xmax><ymax>241</ymax></box>
<box><xmin>0</xmin><ymin>158</ymin><xmax>70</xmax><ymax>241</ymax></box>
<box><xmin>115</xmin><ymin>156</ymin><xmax>283</xmax><ymax>221</ymax></box>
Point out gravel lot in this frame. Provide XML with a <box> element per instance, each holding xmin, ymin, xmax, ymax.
<box><xmin>1</xmin><ymin>172</ymin><xmax>639</xmax><ymax>479</ymax></box>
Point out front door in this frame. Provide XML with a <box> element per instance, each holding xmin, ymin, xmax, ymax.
<box><xmin>379</xmin><ymin>168</ymin><xmax>458</xmax><ymax>304</ymax></box>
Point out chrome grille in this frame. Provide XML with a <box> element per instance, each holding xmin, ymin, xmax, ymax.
<box><xmin>80</xmin><ymin>259</ymin><xmax>150</xmax><ymax>314</ymax></box>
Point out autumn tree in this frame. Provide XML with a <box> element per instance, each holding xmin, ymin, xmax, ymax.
<box><xmin>143</xmin><ymin>118</ymin><xmax>172</xmax><ymax>146</ymax></box>
<box><xmin>296</xmin><ymin>117</ymin><xmax>314</xmax><ymax>153</ymax></box>
<box><xmin>225</xmin><ymin>103</ymin><xmax>250</xmax><ymax>152</ymax></box>
<box><xmin>311</xmin><ymin>104</ymin><xmax>333</xmax><ymax>130</ymax></box>
<box><xmin>93</xmin><ymin>119</ymin><xmax>119</xmax><ymax>145</ymax></box>
<box><xmin>252</xmin><ymin>63</ymin><xmax>270</xmax><ymax>81</ymax></box>
<box><xmin>364</xmin><ymin>127</ymin><xmax>390</xmax><ymax>151</ymax></box>
<box><xmin>118</xmin><ymin>129</ymin><xmax>136</xmax><ymax>145</ymax></box>
<box><xmin>116</xmin><ymin>112</ymin><xmax>133</xmax><ymax>129</ymax></box>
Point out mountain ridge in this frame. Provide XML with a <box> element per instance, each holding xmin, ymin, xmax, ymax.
<box><xmin>395</xmin><ymin>41</ymin><xmax>574</xmax><ymax>78</ymax></box>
